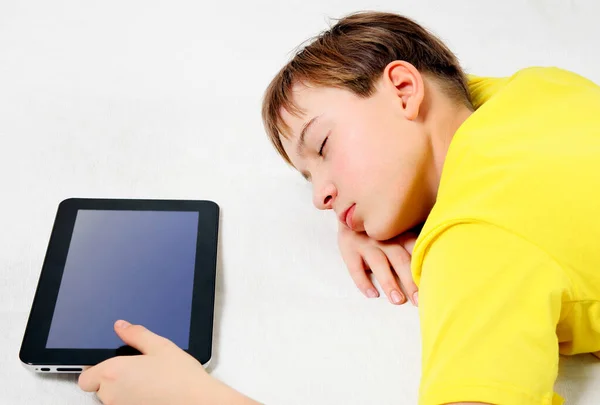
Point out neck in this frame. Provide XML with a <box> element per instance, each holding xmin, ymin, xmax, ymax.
<box><xmin>423</xmin><ymin>88</ymin><xmax>473</xmax><ymax>205</ymax></box>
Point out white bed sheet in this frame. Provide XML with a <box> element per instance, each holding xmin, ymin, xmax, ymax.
<box><xmin>1</xmin><ymin>0</ymin><xmax>599</xmax><ymax>403</ymax></box>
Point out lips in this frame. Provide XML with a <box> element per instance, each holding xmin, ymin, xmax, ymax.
<box><xmin>340</xmin><ymin>204</ymin><xmax>356</xmax><ymax>230</ymax></box>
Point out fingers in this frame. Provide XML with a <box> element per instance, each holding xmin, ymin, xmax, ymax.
<box><xmin>78</xmin><ymin>359</ymin><xmax>114</xmax><ymax>392</ymax></box>
<box><xmin>386</xmin><ymin>245</ymin><xmax>419</xmax><ymax>306</ymax></box>
<box><xmin>343</xmin><ymin>250</ymin><xmax>380</xmax><ymax>298</ymax></box>
<box><xmin>338</xmin><ymin>226</ymin><xmax>417</xmax><ymax>306</ymax></box>
<box><xmin>397</xmin><ymin>232</ymin><xmax>418</xmax><ymax>256</ymax></box>
<box><xmin>114</xmin><ymin>320</ymin><xmax>174</xmax><ymax>355</ymax></box>
<box><xmin>95</xmin><ymin>386</ymin><xmax>113</xmax><ymax>405</ymax></box>
<box><xmin>79</xmin><ymin>359</ymin><xmax>127</xmax><ymax>405</ymax></box>
<box><xmin>363</xmin><ymin>249</ymin><xmax>406</xmax><ymax>305</ymax></box>
<box><xmin>78</xmin><ymin>370</ymin><xmax>100</xmax><ymax>393</ymax></box>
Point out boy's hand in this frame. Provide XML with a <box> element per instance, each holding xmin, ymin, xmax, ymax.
<box><xmin>79</xmin><ymin>321</ymin><xmax>260</xmax><ymax>405</ymax></box>
<box><xmin>338</xmin><ymin>224</ymin><xmax>418</xmax><ymax>306</ymax></box>
<box><xmin>79</xmin><ymin>320</ymin><xmax>210</xmax><ymax>405</ymax></box>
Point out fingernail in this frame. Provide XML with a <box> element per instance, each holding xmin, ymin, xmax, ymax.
<box><xmin>115</xmin><ymin>320</ymin><xmax>131</xmax><ymax>329</ymax></box>
<box><xmin>413</xmin><ymin>292</ymin><xmax>419</xmax><ymax>306</ymax></box>
<box><xmin>366</xmin><ymin>288</ymin><xmax>379</xmax><ymax>298</ymax></box>
<box><xmin>391</xmin><ymin>290</ymin><xmax>403</xmax><ymax>304</ymax></box>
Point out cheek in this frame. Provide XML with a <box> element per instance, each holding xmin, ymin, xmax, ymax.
<box><xmin>329</xmin><ymin>151</ymin><xmax>353</xmax><ymax>188</ymax></box>
<box><xmin>330</xmin><ymin>134</ymin><xmax>370</xmax><ymax>188</ymax></box>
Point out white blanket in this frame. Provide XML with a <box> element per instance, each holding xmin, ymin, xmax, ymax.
<box><xmin>2</xmin><ymin>0</ymin><xmax>599</xmax><ymax>403</ymax></box>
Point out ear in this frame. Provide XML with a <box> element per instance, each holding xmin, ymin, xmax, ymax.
<box><xmin>382</xmin><ymin>61</ymin><xmax>425</xmax><ymax>121</ymax></box>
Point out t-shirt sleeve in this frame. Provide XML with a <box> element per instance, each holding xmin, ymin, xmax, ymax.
<box><xmin>467</xmin><ymin>74</ymin><xmax>509</xmax><ymax>110</ymax></box>
<box><xmin>418</xmin><ymin>223</ymin><xmax>568</xmax><ymax>405</ymax></box>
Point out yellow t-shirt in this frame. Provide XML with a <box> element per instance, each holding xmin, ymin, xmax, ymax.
<box><xmin>411</xmin><ymin>67</ymin><xmax>600</xmax><ymax>405</ymax></box>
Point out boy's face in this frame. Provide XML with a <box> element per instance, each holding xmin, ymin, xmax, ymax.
<box><xmin>280</xmin><ymin>63</ymin><xmax>434</xmax><ymax>240</ymax></box>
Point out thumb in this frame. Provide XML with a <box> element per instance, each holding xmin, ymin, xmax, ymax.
<box><xmin>114</xmin><ymin>320</ymin><xmax>175</xmax><ymax>355</ymax></box>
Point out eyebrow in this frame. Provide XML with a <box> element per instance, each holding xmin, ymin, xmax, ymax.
<box><xmin>296</xmin><ymin>115</ymin><xmax>320</xmax><ymax>157</ymax></box>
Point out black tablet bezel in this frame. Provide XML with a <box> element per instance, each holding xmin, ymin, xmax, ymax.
<box><xmin>19</xmin><ymin>198</ymin><xmax>219</xmax><ymax>366</ymax></box>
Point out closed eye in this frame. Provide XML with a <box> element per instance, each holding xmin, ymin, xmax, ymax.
<box><xmin>318</xmin><ymin>136</ymin><xmax>329</xmax><ymax>157</ymax></box>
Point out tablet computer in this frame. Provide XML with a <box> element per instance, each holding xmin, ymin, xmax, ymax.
<box><xmin>19</xmin><ymin>198</ymin><xmax>219</xmax><ymax>373</ymax></box>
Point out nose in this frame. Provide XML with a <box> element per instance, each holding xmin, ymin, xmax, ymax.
<box><xmin>312</xmin><ymin>178</ymin><xmax>337</xmax><ymax>211</ymax></box>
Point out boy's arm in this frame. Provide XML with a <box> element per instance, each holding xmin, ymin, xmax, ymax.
<box><xmin>417</xmin><ymin>223</ymin><xmax>565</xmax><ymax>405</ymax></box>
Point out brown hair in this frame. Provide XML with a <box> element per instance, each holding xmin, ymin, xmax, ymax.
<box><xmin>261</xmin><ymin>11</ymin><xmax>471</xmax><ymax>165</ymax></box>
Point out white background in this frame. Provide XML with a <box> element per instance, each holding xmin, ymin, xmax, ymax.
<box><xmin>1</xmin><ymin>0</ymin><xmax>600</xmax><ymax>403</ymax></box>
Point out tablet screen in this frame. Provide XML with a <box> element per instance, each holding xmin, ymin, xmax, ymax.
<box><xmin>45</xmin><ymin>209</ymin><xmax>199</xmax><ymax>350</ymax></box>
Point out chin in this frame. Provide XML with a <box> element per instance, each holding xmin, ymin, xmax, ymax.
<box><xmin>364</xmin><ymin>222</ymin><xmax>399</xmax><ymax>242</ymax></box>
<box><xmin>364</xmin><ymin>211</ymin><xmax>409</xmax><ymax>241</ymax></box>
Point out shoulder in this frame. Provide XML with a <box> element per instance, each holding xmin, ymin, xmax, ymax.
<box><xmin>411</xmin><ymin>221</ymin><xmax>563</xmax><ymax>288</ymax></box>
<box><xmin>466</xmin><ymin>67</ymin><xmax>598</xmax><ymax>110</ymax></box>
